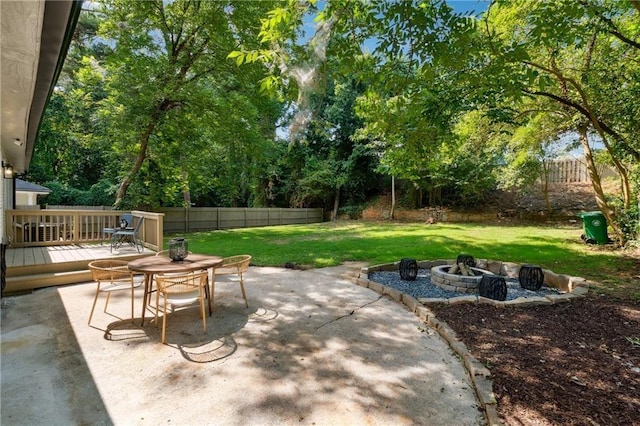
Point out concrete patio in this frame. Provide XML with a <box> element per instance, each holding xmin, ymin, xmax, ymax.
<box><xmin>1</xmin><ymin>264</ymin><xmax>484</xmax><ymax>425</ymax></box>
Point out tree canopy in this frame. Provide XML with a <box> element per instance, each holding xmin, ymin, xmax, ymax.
<box><xmin>31</xmin><ymin>0</ymin><xmax>639</xmax><ymax>244</ymax></box>
<box><xmin>230</xmin><ymin>0</ymin><xmax>639</xmax><ymax>242</ymax></box>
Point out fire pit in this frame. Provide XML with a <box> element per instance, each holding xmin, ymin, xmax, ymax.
<box><xmin>430</xmin><ymin>264</ymin><xmax>493</xmax><ymax>293</ymax></box>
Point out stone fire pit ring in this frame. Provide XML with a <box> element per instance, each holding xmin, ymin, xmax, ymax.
<box><xmin>430</xmin><ymin>264</ymin><xmax>492</xmax><ymax>293</ymax></box>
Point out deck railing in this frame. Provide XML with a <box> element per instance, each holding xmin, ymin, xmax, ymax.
<box><xmin>6</xmin><ymin>209</ymin><xmax>164</xmax><ymax>250</ymax></box>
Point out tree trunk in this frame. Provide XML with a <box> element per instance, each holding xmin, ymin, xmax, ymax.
<box><xmin>390</xmin><ymin>175</ymin><xmax>396</xmax><ymax>220</ymax></box>
<box><xmin>540</xmin><ymin>160</ymin><xmax>552</xmax><ymax>213</ymax></box>
<box><xmin>115</xmin><ymin>100</ymin><xmax>174</xmax><ymax>207</ymax></box>
<box><xmin>182</xmin><ymin>164</ymin><xmax>191</xmax><ymax>208</ymax></box>
<box><xmin>331</xmin><ymin>186</ymin><xmax>340</xmax><ymax>221</ymax></box>
<box><xmin>115</xmin><ymin>121</ymin><xmax>154</xmax><ymax>207</ymax></box>
<box><xmin>578</xmin><ymin>123</ymin><xmax>625</xmax><ymax>245</ymax></box>
<box><xmin>576</xmin><ymin>33</ymin><xmax>630</xmax><ymax>210</ymax></box>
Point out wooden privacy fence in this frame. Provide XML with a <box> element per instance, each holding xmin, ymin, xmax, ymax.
<box><xmin>546</xmin><ymin>158</ymin><xmax>617</xmax><ymax>184</ymax></box>
<box><xmin>158</xmin><ymin>207</ymin><xmax>324</xmax><ymax>233</ymax></box>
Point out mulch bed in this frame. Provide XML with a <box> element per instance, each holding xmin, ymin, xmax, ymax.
<box><xmin>429</xmin><ymin>296</ymin><xmax>640</xmax><ymax>425</ymax></box>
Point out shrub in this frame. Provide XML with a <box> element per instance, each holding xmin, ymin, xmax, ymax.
<box><xmin>339</xmin><ymin>205</ymin><xmax>364</xmax><ymax>219</ymax></box>
<box><xmin>617</xmin><ymin>205</ymin><xmax>639</xmax><ymax>247</ymax></box>
<box><xmin>42</xmin><ymin>179</ymin><xmax>115</xmax><ymax>207</ymax></box>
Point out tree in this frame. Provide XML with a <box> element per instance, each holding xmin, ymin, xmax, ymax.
<box><xmin>231</xmin><ymin>0</ymin><xmax>480</xmax><ymax>205</ymax></box>
<box><xmin>479</xmin><ymin>0</ymin><xmax>640</xmax><ymax>243</ymax></box>
<box><xmin>287</xmin><ymin>77</ymin><xmax>380</xmax><ymax>218</ymax></box>
<box><xmin>93</xmin><ymin>0</ymin><xmax>280</xmax><ymax>207</ymax></box>
<box><xmin>32</xmin><ymin>0</ymin><xmax>639</xmax><ymax>245</ymax></box>
<box><xmin>30</xmin><ymin>10</ymin><xmax>112</xmax><ymax>191</ymax></box>
<box><xmin>498</xmin><ymin>108</ymin><xmax>573</xmax><ymax>214</ymax></box>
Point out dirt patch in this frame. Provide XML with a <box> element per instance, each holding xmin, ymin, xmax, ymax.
<box><xmin>507</xmin><ymin>183</ymin><xmax>601</xmax><ymax>218</ymax></box>
<box><xmin>430</xmin><ymin>296</ymin><xmax>640</xmax><ymax>425</ymax></box>
<box><xmin>363</xmin><ymin>183</ymin><xmax>604</xmax><ymax>223</ymax></box>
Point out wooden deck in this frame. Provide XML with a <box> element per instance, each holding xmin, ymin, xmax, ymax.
<box><xmin>5</xmin><ymin>243</ymin><xmax>156</xmax><ymax>294</ymax></box>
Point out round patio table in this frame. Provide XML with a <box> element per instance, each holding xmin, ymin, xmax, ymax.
<box><xmin>128</xmin><ymin>254</ymin><xmax>223</xmax><ymax>326</ymax></box>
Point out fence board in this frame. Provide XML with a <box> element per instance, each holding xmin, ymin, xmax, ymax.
<box><xmin>157</xmin><ymin>207</ymin><xmax>323</xmax><ymax>233</ymax></box>
<box><xmin>545</xmin><ymin>158</ymin><xmax>617</xmax><ymax>184</ymax></box>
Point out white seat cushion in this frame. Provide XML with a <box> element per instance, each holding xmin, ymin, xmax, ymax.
<box><xmin>164</xmin><ymin>290</ymin><xmax>201</xmax><ymax>307</ymax></box>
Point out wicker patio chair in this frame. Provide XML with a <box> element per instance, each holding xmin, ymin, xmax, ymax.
<box><xmin>155</xmin><ymin>271</ymin><xmax>208</xmax><ymax>344</ymax></box>
<box><xmin>211</xmin><ymin>255</ymin><xmax>252</xmax><ymax>308</ymax></box>
<box><xmin>88</xmin><ymin>259</ymin><xmax>141</xmax><ymax>325</ymax></box>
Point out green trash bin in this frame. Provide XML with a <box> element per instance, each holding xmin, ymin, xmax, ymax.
<box><xmin>577</xmin><ymin>211</ymin><xmax>609</xmax><ymax>245</ymax></box>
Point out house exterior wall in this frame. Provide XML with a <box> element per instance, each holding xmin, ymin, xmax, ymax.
<box><xmin>16</xmin><ymin>191</ymin><xmax>38</xmax><ymax>206</ymax></box>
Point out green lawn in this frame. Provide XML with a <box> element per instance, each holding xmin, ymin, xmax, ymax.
<box><xmin>168</xmin><ymin>221</ymin><xmax>638</xmax><ymax>299</ymax></box>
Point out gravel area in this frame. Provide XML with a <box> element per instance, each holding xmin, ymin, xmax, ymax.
<box><xmin>368</xmin><ymin>269</ymin><xmax>561</xmax><ymax>301</ymax></box>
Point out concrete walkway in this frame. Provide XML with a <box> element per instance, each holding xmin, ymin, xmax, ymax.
<box><xmin>1</xmin><ymin>265</ymin><xmax>484</xmax><ymax>425</ymax></box>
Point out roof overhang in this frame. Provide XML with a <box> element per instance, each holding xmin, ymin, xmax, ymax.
<box><xmin>1</xmin><ymin>0</ymin><xmax>82</xmax><ymax>175</ymax></box>
<box><xmin>15</xmin><ymin>178</ymin><xmax>50</xmax><ymax>194</ymax></box>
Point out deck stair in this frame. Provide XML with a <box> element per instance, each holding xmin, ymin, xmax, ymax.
<box><xmin>5</xmin><ymin>244</ymin><xmax>154</xmax><ymax>294</ymax></box>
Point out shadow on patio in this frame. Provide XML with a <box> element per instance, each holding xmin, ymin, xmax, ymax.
<box><xmin>1</xmin><ymin>266</ymin><xmax>484</xmax><ymax>425</ymax></box>
<box><xmin>1</xmin><ymin>286</ymin><xmax>109</xmax><ymax>424</ymax></box>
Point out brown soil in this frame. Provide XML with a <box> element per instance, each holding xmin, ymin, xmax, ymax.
<box><xmin>366</xmin><ymin>182</ymin><xmax>606</xmax><ymax>222</ymax></box>
<box><xmin>430</xmin><ymin>296</ymin><xmax>640</xmax><ymax>425</ymax></box>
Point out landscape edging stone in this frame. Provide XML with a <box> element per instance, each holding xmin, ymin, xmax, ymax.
<box><xmin>357</xmin><ymin>258</ymin><xmax>591</xmax><ymax>426</ymax></box>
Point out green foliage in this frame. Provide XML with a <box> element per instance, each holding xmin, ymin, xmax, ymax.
<box><xmin>338</xmin><ymin>205</ymin><xmax>364</xmax><ymax>219</ymax></box>
<box><xmin>90</xmin><ymin>0</ymin><xmax>284</xmax><ymax>207</ymax></box>
<box><xmin>42</xmin><ymin>181</ymin><xmax>84</xmax><ymax>206</ymax></box>
<box><xmin>617</xmin><ymin>206</ymin><xmax>639</xmax><ymax>245</ymax></box>
<box><xmin>607</xmin><ymin>194</ymin><xmax>639</xmax><ymax>245</ymax></box>
<box><xmin>277</xmin><ymin>76</ymin><xmax>381</xmax><ymax>210</ymax></box>
<box><xmin>232</xmin><ymin>0</ymin><xmax>489</xmax><ymax>210</ymax></box>
<box><xmin>42</xmin><ymin>179</ymin><xmax>115</xmax><ymax>206</ymax></box>
<box><xmin>484</xmin><ymin>0</ymin><xmax>640</xmax><ymax>163</ymax></box>
<box><xmin>30</xmin><ymin>62</ymin><xmax>109</xmax><ymax>190</ymax></box>
<box><xmin>33</xmin><ymin>0</ymin><xmax>286</xmax><ymax>209</ymax></box>
<box><xmin>481</xmin><ymin>0</ymin><xmax>640</xmax><ymax>240</ymax></box>
<box><xmin>497</xmin><ymin>109</ymin><xmax>575</xmax><ymax>190</ymax></box>
<box><xmin>84</xmin><ymin>179</ymin><xmax>116</xmax><ymax>206</ymax></box>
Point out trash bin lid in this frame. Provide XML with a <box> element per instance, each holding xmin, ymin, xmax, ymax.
<box><xmin>576</xmin><ymin>211</ymin><xmax>605</xmax><ymax>219</ymax></box>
